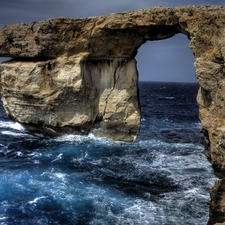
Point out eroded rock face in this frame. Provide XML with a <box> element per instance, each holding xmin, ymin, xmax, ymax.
<box><xmin>208</xmin><ymin>179</ymin><xmax>225</xmax><ymax>225</ymax></box>
<box><xmin>2</xmin><ymin>5</ymin><xmax>225</xmax><ymax>224</ymax></box>
<box><xmin>0</xmin><ymin>57</ymin><xmax>140</xmax><ymax>141</ymax></box>
<box><xmin>1</xmin><ymin>5</ymin><xmax>225</xmax><ymax>158</ymax></box>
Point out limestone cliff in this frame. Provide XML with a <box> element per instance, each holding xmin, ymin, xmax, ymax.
<box><xmin>1</xmin><ymin>5</ymin><xmax>225</xmax><ymax>154</ymax></box>
<box><xmin>1</xmin><ymin>5</ymin><xmax>225</xmax><ymax>165</ymax></box>
<box><xmin>1</xmin><ymin>5</ymin><xmax>225</xmax><ymax>156</ymax></box>
<box><xmin>2</xmin><ymin>5</ymin><xmax>225</xmax><ymax>224</ymax></box>
<box><xmin>0</xmin><ymin>57</ymin><xmax>140</xmax><ymax>141</ymax></box>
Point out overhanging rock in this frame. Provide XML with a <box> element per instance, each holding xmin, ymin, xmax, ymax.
<box><xmin>1</xmin><ymin>6</ymin><xmax>225</xmax><ymax>170</ymax></box>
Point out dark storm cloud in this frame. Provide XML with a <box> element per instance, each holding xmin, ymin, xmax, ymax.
<box><xmin>0</xmin><ymin>0</ymin><xmax>225</xmax><ymax>82</ymax></box>
<box><xmin>2</xmin><ymin>0</ymin><xmax>225</xmax><ymax>27</ymax></box>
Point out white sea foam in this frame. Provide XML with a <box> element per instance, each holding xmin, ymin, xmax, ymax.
<box><xmin>183</xmin><ymin>188</ymin><xmax>206</xmax><ymax>198</ymax></box>
<box><xmin>165</xmin><ymin>97</ymin><xmax>175</xmax><ymax>99</ymax></box>
<box><xmin>53</xmin><ymin>133</ymin><xmax>122</xmax><ymax>146</ymax></box>
<box><xmin>51</xmin><ymin>153</ymin><xmax>63</xmax><ymax>163</ymax></box>
<box><xmin>28</xmin><ymin>196</ymin><xmax>48</xmax><ymax>205</ymax></box>
<box><xmin>0</xmin><ymin>217</ymin><xmax>7</xmax><ymax>221</ymax></box>
<box><xmin>53</xmin><ymin>133</ymin><xmax>96</xmax><ymax>142</ymax></box>
<box><xmin>0</xmin><ymin>121</ymin><xmax>25</xmax><ymax>131</ymax></box>
<box><xmin>40</xmin><ymin>169</ymin><xmax>67</xmax><ymax>182</ymax></box>
<box><xmin>193</xmin><ymin>121</ymin><xmax>201</xmax><ymax>128</ymax></box>
<box><xmin>137</xmin><ymin>139</ymin><xmax>203</xmax><ymax>150</ymax></box>
<box><xmin>16</xmin><ymin>151</ymin><xmax>23</xmax><ymax>157</ymax></box>
<box><xmin>0</xmin><ymin>121</ymin><xmax>29</xmax><ymax>137</ymax></box>
<box><xmin>119</xmin><ymin>199</ymin><xmax>163</xmax><ymax>225</ymax></box>
<box><xmin>1</xmin><ymin>131</ymin><xmax>29</xmax><ymax>136</ymax></box>
<box><xmin>32</xmin><ymin>160</ymin><xmax>40</xmax><ymax>164</ymax></box>
<box><xmin>54</xmin><ymin>172</ymin><xmax>67</xmax><ymax>179</ymax></box>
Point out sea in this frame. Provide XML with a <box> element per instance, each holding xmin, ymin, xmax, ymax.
<box><xmin>0</xmin><ymin>81</ymin><xmax>217</xmax><ymax>225</ymax></box>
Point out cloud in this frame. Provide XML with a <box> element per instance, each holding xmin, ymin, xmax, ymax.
<box><xmin>2</xmin><ymin>0</ymin><xmax>225</xmax><ymax>25</ymax></box>
<box><xmin>1</xmin><ymin>0</ymin><xmax>225</xmax><ymax>26</ymax></box>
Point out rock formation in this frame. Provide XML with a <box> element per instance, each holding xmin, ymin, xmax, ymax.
<box><xmin>1</xmin><ymin>5</ymin><xmax>225</xmax><ymax>162</ymax></box>
<box><xmin>0</xmin><ymin>57</ymin><xmax>140</xmax><ymax>141</ymax></box>
<box><xmin>208</xmin><ymin>178</ymin><xmax>225</xmax><ymax>225</ymax></box>
<box><xmin>2</xmin><ymin>4</ymin><xmax>225</xmax><ymax>224</ymax></box>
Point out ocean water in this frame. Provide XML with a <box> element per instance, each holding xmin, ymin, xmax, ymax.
<box><xmin>0</xmin><ymin>82</ymin><xmax>217</xmax><ymax>225</ymax></box>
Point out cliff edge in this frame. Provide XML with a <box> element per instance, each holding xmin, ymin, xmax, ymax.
<box><xmin>1</xmin><ymin>6</ymin><xmax>225</xmax><ymax>223</ymax></box>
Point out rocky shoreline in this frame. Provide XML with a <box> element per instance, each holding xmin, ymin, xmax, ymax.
<box><xmin>1</xmin><ymin>6</ymin><xmax>225</xmax><ymax>224</ymax></box>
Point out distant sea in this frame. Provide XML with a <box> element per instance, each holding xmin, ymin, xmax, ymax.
<box><xmin>0</xmin><ymin>82</ymin><xmax>217</xmax><ymax>225</ymax></box>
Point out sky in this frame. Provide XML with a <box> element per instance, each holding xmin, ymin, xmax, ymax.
<box><xmin>0</xmin><ymin>0</ymin><xmax>225</xmax><ymax>82</ymax></box>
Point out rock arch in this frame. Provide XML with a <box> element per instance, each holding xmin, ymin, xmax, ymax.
<box><xmin>0</xmin><ymin>5</ymin><xmax>225</xmax><ymax>171</ymax></box>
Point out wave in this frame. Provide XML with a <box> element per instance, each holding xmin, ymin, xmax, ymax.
<box><xmin>0</xmin><ymin>217</ymin><xmax>8</xmax><ymax>221</ymax></box>
<box><xmin>1</xmin><ymin>131</ymin><xmax>30</xmax><ymax>137</ymax></box>
<box><xmin>137</xmin><ymin>139</ymin><xmax>203</xmax><ymax>150</ymax></box>
<box><xmin>165</xmin><ymin>97</ymin><xmax>175</xmax><ymax>99</ymax></box>
<box><xmin>28</xmin><ymin>196</ymin><xmax>48</xmax><ymax>205</ymax></box>
<box><xmin>52</xmin><ymin>133</ymin><xmax>123</xmax><ymax>146</ymax></box>
<box><xmin>0</xmin><ymin>121</ymin><xmax>25</xmax><ymax>131</ymax></box>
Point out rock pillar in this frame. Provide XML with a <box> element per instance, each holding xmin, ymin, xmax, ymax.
<box><xmin>0</xmin><ymin>56</ymin><xmax>140</xmax><ymax>141</ymax></box>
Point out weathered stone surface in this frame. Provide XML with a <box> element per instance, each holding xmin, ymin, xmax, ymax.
<box><xmin>208</xmin><ymin>179</ymin><xmax>225</xmax><ymax>225</ymax></box>
<box><xmin>1</xmin><ymin>5</ymin><xmax>225</xmax><ymax>154</ymax></box>
<box><xmin>0</xmin><ymin>57</ymin><xmax>140</xmax><ymax>141</ymax></box>
<box><xmin>3</xmin><ymin>5</ymin><xmax>225</xmax><ymax>224</ymax></box>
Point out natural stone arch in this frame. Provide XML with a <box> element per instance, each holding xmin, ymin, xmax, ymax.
<box><xmin>0</xmin><ymin>5</ymin><xmax>225</xmax><ymax>171</ymax></box>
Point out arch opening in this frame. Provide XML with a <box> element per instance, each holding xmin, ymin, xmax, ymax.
<box><xmin>133</xmin><ymin>32</ymin><xmax>216</xmax><ymax>225</ymax></box>
<box><xmin>135</xmin><ymin>33</ymin><xmax>202</xmax><ymax>146</ymax></box>
<box><xmin>136</xmin><ymin>33</ymin><xmax>196</xmax><ymax>83</ymax></box>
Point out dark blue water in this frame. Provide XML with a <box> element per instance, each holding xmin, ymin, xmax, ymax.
<box><xmin>0</xmin><ymin>82</ymin><xmax>216</xmax><ymax>225</ymax></box>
